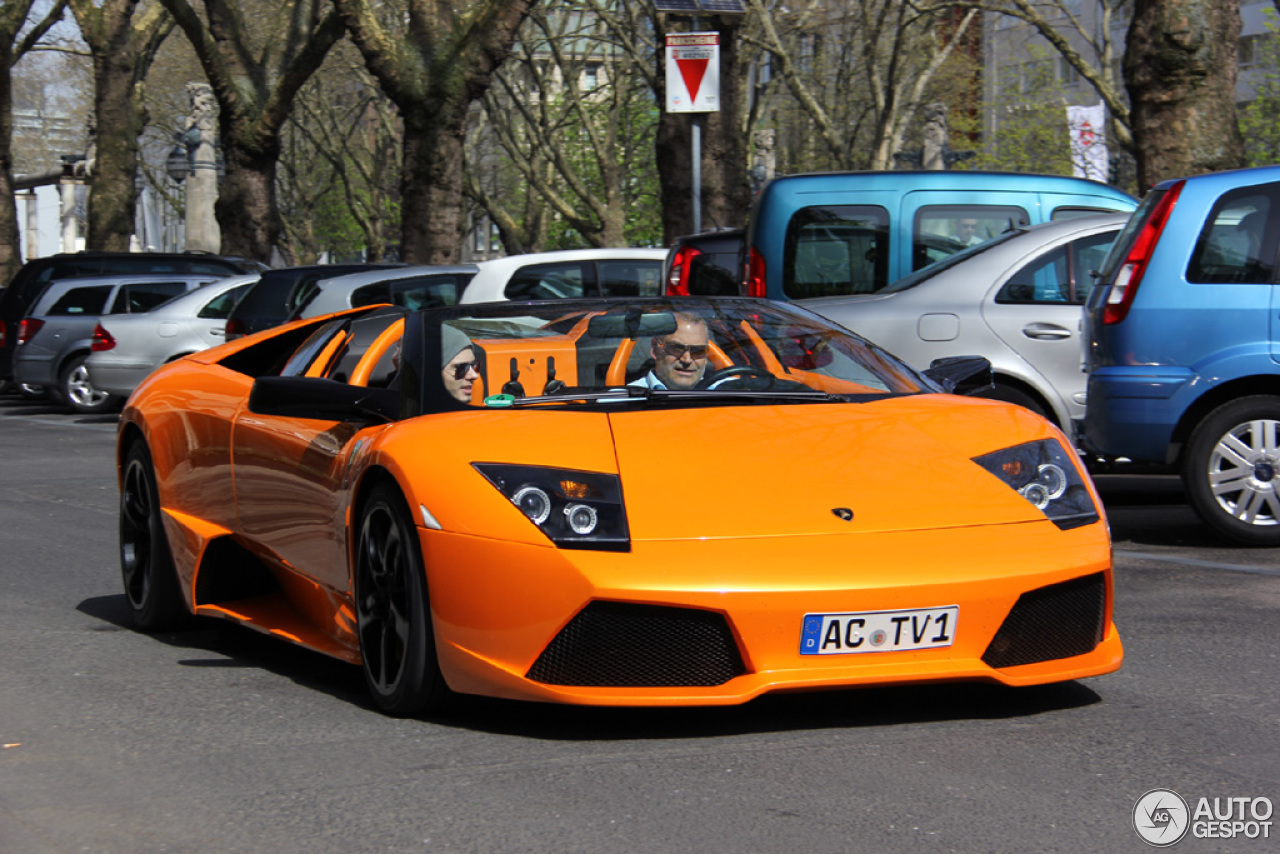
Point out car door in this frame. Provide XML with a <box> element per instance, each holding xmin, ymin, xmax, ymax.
<box><xmin>981</xmin><ymin>228</ymin><xmax>1119</xmax><ymax>419</ymax></box>
<box><xmin>231</xmin><ymin>311</ymin><xmax>401</xmax><ymax>592</ymax></box>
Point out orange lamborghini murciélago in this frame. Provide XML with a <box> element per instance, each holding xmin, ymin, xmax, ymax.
<box><xmin>117</xmin><ymin>297</ymin><xmax>1122</xmax><ymax>715</ymax></box>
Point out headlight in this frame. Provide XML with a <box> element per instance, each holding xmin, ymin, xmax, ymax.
<box><xmin>473</xmin><ymin>463</ymin><xmax>630</xmax><ymax>551</ymax></box>
<box><xmin>972</xmin><ymin>440</ymin><xmax>1100</xmax><ymax>530</ymax></box>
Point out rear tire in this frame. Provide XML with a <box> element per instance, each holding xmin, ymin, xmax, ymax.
<box><xmin>120</xmin><ymin>442</ymin><xmax>188</xmax><ymax>630</ymax></box>
<box><xmin>61</xmin><ymin>355</ymin><xmax>120</xmax><ymax>415</ymax></box>
<box><xmin>1182</xmin><ymin>395</ymin><xmax>1280</xmax><ymax>546</ymax></box>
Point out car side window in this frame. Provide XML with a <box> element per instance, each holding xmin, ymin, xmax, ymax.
<box><xmin>109</xmin><ymin>282</ymin><xmax>192</xmax><ymax>314</ymax></box>
<box><xmin>1187</xmin><ymin>186</ymin><xmax>1279</xmax><ymax>284</ymax></box>
<box><xmin>197</xmin><ymin>284</ymin><xmax>252</xmax><ymax>319</ymax></box>
<box><xmin>350</xmin><ymin>283</ymin><xmax>393</xmax><ymax>309</ymax></box>
<box><xmin>389</xmin><ymin>275</ymin><xmax>467</xmax><ymax>309</ymax></box>
<box><xmin>996</xmin><ymin>231</ymin><xmax>1118</xmax><ymax>305</ymax></box>
<box><xmin>48</xmin><ymin>286</ymin><xmax>112</xmax><ymax>315</ymax></box>
<box><xmin>504</xmin><ymin>262</ymin><xmax>587</xmax><ymax>300</ymax></box>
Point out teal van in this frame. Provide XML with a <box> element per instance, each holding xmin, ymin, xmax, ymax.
<box><xmin>743</xmin><ymin>171</ymin><xmax>1137</xmax><ymax>300</ymax></box>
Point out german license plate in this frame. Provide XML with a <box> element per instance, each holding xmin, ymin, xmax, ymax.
<box><xmin>800</xmin><ymin>606</ymin><xmax>958</xmax><ymax>655</ymax></box>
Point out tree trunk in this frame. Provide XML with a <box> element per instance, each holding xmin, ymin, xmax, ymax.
<box><xmin>400</xmin><ymin>106</ymin><xmax>468</xmax><ymax>265</ymax></box>
<box><xmin>655</xmin><ymin>15</ymin><xmax>750</xmax><ymax>242</ymax></box>
<box><xmin>88</xmin><ymin>46</ymin><xmax>146</xmax><ymax>251</ymax></box>
<box><xmin>1126</xmin><ymin>0</ymin><xmax>1244</xmax><ymax>193</ymax></box>
<box><xmin>0</xmin><ymin>41</ymin><xmax>20</xmax><ymax>283</ymax></box>
<box><xmin>215</xmin><ymin>144</ymin><xmax>280</xmax><ymax>263</ymax></box>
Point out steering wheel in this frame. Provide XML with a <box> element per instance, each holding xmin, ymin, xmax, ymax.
<box><xmin>698</xmin><ymin>365</ymin><xmax>776</xmax><ymax>390</ymax></box>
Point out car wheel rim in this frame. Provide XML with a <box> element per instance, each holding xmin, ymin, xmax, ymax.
<box><xmin>1207</xmin><ymin>418</ymin><xmax>1280</xmax><ymax>526</ymax></box>
<box><xmin>120</xmin><ymin>458</ymin><xmax>154</xmax><ymax>608</ymax></box>
<box><xmin>67</xmin><ymin>364</ymin><xmax>108</xmax><ymax>407</ymax></box>
<box><xmin>356</xmin><ymin>504</ymin><xmax>411</xmax><ymax>697</ymax></box>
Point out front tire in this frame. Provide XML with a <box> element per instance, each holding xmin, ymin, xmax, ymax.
<box><xmin>61</xmin><ymin>355</ymin><xmax>119</xmax><ymax>415</ymax></box>
<box><xmin>120</xmin><ymin>442</ymin><xmax>188</xmax><ymax>630</ymax></box>
<box><xmin>355</xmin><ymin>482</ymin><xmax>448</xmax><ymax>716</ymax></box>
<box><xmin>1183</xmin><ymin>395</ymin><xmax>1280</xmax><ymax>546</ymax></box>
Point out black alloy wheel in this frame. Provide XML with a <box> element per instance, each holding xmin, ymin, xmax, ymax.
<box><xmin>120</xmin><ymin>442</ymin><xmax>187</xmax><ymax>630</ymax></box>
<box><xmin>355</xmin><ymin>482</ymin><xmax>448</xmax><ymax>716</ymax></box>
<box><xmin>1183</xmin><ymin>395</ymin><xmax>1280</xmax><ymax>546</ymax></box>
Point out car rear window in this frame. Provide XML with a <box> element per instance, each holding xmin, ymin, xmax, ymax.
<box><xmin>1187</xmin><ymin>185</ymin><xmax>1279</xmax><ymax>284</ymax></box>
<box><xmin>784</xmin><ymin>205</ymin><xmax>890</xmax><ymax>299</ymax></box>
<box><xmin>913</xmin><ymin>205</ymin><xmax>1030</xmax><ymax>271</ymax></box>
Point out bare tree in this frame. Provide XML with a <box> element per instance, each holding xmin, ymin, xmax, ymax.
<box><xmin>747</xmin><ymin>0</ymin><xmax>977</xmax><ymax>172</ymax></box>
<box><xmin>278</xmin><ymin>42</ymin><xmax>400</xmax><ymax>263</ymax></box>
<box><xmin>468</xmin><ymin>1</ymin><xmax>660</xmax><ymax>252</ymax></box>
<box><xmin>2</xmin><ymin>0</ymin><xmax>70</xmax><ymax>282</ymax></box>
<box><xmin>915</xmin><ymin>0</ymin><xmax>1133</xmax><ymax>152</ymax></box>
<box><xmin>336</xmin><ymin>0</ymin><xmax>534</xmax><ymax>265</ymax></box>
<box><xmin>158</xmin><ymin>0</ymin><xmax>346</xmax><ymax>263</ymax></box>
<box><xmin>1126</xmin><ymin>0</ymin><xmax>1244</xmax><ymax>192</ymax></box>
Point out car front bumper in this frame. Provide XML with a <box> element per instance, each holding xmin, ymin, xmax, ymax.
<box><xmin>422</xmin><ymin>521</ymin><xmax>1122</xmax><ymax>706</ymax></box>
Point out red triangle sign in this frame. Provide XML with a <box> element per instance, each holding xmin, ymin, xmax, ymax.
<box><xmin>677</xmin><ymin>58</ymin><xmax>709</xmax><ymax>104</ymax></box>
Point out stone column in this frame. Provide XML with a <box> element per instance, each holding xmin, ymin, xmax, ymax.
<box><xmin>183</xmin><ymin>83</ymin><xmax>221</xmax><ymax>253</ymax></box>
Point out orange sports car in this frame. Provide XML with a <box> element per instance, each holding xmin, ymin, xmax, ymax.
<box><xmin>117</xmin><ymin>297</ymin><xmax>1122</xmax><ymax>715</ymax></box>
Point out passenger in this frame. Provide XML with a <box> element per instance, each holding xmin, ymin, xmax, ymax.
<box><xmin>631</xmin><ymin>312</ymin><xmax>711</xmax><ymax>390</ymax></box>
<box><xmin>442</xmin><ymin>325</ymin><xmax>480</xmax><ymax>402</ymax></box>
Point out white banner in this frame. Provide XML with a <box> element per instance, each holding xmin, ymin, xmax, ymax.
<box><xmin>1067</xmin><ymin>104</ymin><xmax>1109</xmax><ymax>182</ymax></box>
<box><xmin>665</xmin><ymin>32</ymin><xmax>720</xmax><ymax>113</ymax></box>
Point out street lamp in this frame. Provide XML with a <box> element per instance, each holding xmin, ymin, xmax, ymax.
<box><xmin>165</xmin><ymin>144</ymin><xmax>190</xmax><ymax>183</ymax></box>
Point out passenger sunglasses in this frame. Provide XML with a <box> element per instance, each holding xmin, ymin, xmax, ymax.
<box><xmin>448</xmin><ymin>360</ymin><xmax>478</xmax><ymax>379</ymax></box>
<box><xmin>659</xmin><ymin>340</ymin><xmax>709</xmax><ymax>360</ymax></box>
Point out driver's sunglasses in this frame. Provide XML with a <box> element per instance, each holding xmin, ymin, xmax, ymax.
<box><xmin>448</xmin><ymin>360</ymin><xmax>478</xmax><ymax>379</ymax></box>
<box><xmin>659</xmin><ymin>340</ymin><xmax>709</xmax><ymax>360</ymax></box>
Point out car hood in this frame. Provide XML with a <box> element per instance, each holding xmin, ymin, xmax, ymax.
<box><xmin>610</xmin><ymin>395</ymin><xmax>1059</xmax><ymax>540</ymax></box>
<box><xmin>391</xmin><ymin>395</ymin><xmax>1067</xmax><ymax>544</ymax></box>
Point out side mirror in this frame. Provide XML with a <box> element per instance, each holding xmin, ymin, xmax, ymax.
<box><xmin>923</xmin><ymin>355</ymin><xmax>993</xmax><ymax>395</ymax></box>
<box><xmin>248</xmin><ymin>376</ymin><xmax>398</xmax><ymax>422</ymax></box>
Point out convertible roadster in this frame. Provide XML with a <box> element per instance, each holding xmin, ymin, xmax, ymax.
<box><xmin>117</xmin><ymin>297</ymin><xmax>1122</xmax><ymax>715</ymax></box>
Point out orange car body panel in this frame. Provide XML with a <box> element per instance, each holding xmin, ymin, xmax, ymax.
<box><xmin>119</xmin><ymin>306</ymin><xmax>1122</xmax><ymax>705</ymax></box>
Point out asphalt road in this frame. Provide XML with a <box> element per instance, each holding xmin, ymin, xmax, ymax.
<box><xmin>1</xmin><ymin>394</ymin><xmax>1277</xmax><ymax>853</ymax></box>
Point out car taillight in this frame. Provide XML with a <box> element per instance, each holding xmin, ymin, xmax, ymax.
<box><xmin>665</xmin><ymin>245</ymin><xmax>700</xmax><ymax>296</ymax></box>
<box><xmin>1104</xmin><ymin>180</ymin><xmax>1184</xmax><ymax>325</ymax></box>
<box><xmin>91</xmin><ymin>324</ymin><xmax>116</xmax><ymax>352</ymax></box>
<box><xmin>746</xmin><ymin>246</ymin><xmax>766</xmax><ymax>298</ymax></box>
<box><xmin>0</xmin><ymin>319</ymin><xmax>6</xmax><ymax>347</ymax></box>
<box><xmin>225</xmin><ymin>317</ymin><xmax>246</xmax><ymax>339</ymax></box>
<box><xmin>17</xmin><ymin>318</ymin><xmax>43</xmax><ymax>346</ymax></box>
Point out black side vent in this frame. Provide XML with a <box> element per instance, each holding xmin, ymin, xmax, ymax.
<box><xmin>194</xmin><ymin>537</ymin><xmax>280</xmax><ymax>605</ymax></box>
<box><xmin>982</xmin><ymin>573</ymin><xmax>1107</xmax><ymax>669</ymax></box>
<box><xmin>527</xmin><ymin>601</ymin><xmax>747</xmax><ymax>687</ymax></box>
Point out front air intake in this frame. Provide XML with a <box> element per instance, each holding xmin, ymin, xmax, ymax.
<box><xmin>527</xmin><ymin>601</ymin><xmax>747</xmax><ymax>687</ymax></box>
<box><xmin>982</xmin><ymin>573</ymin><xmax>1107</xmax><ymax>669</ymax></box>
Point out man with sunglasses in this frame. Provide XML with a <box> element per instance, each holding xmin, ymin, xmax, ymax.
<box><xmin>442</xmin><ymin>324</ymin><xmax>481</xmax><ymax>402</ymax></box>
<box><xmin>630</xmin><ymin>312</ymin><xmax>711</xmax><ymax>390</ymax></box>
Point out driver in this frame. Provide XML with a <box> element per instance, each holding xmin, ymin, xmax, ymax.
<box><xmin>631</xmin><ymin>312</ymin><xmax>710</xmax><ymax>390</ymax></box>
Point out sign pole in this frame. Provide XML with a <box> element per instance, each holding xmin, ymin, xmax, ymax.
<box><xmin>692</xmin><ymin>115</ymin><xmax>702</xmax><ymax>233</ymax></box>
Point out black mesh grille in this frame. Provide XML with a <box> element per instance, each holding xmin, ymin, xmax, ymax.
<box><xmin>527</xmin><ymin>601</ymin><xmax>747</xmax><ymax>687</ymax></box>
<box><xmin>982</xmin><ymin>573</ymin><xmax>1107</xmax><ymax>669</ymax></box>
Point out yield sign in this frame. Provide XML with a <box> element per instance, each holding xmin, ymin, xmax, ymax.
<box><xmin>665</xmin><ymin>32</ymin><xmax>720</xmax><ymax>113</ymax></box>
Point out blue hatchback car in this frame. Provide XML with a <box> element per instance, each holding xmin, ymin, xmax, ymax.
<box><xmin>1082</xmin><ymin>165</ymin><xmax>1280</xmax><ymax>545</ymax></box>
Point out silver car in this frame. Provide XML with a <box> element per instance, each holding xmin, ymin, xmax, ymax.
<box><xmin>799</xmin><ymin>214</ymin><xmax>1127</xmax><ymax>435</ymax></box>
<box><xmin>14</xmin><ymin>273</ymin><xmax>227</xmax><ymax>414</ymax></box>
<box><xmin>86</xmin><ymin>274</ymin><xmax>260</xmax><ymax>399</ymax></box>
<box><xmin>460</xmin><ymin>248</ymin><xmax>667</xmax><ymax>303</ymax></box>
<box><xmin>292</xmin><ymin>265</ymin><xmax>477</xmax><ymax>319</ymax></box>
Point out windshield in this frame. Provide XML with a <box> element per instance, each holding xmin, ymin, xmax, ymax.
<box><xmin>418</xmin><ymin>297</ymin><xmax>927</xmax><ymax>412</ymax></box>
